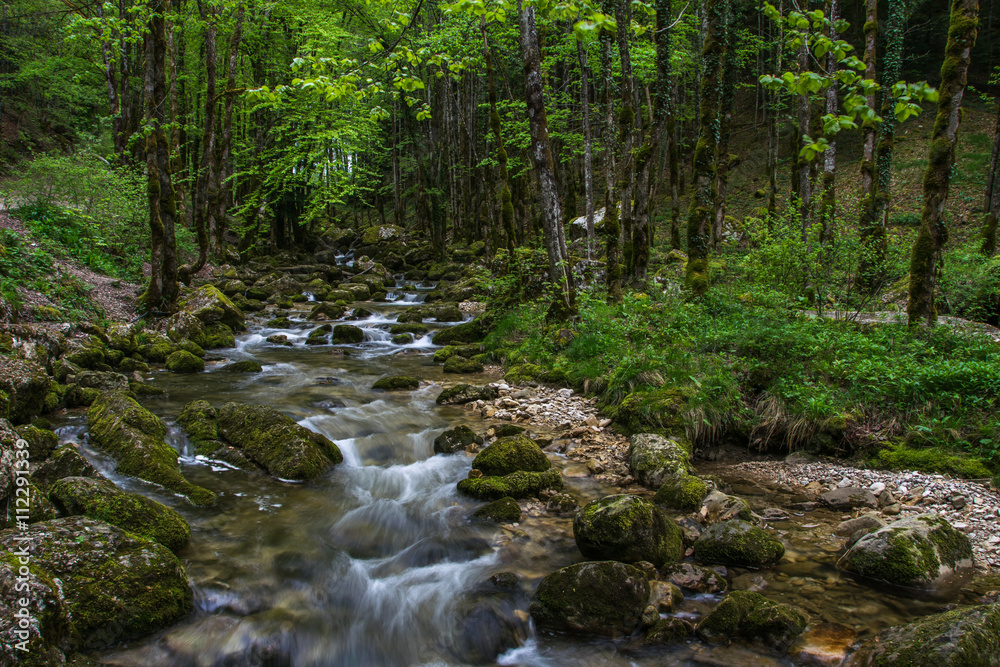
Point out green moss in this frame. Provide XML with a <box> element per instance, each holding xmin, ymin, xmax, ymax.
<box><xmin>332</xmin><ymin>324</ymin><xmax>364</xmax><ymax>344</ymax></box>
<box><xmin>654</xmin><ymin>473</ymin><xmax>709</xmax><ymax>511</ymax></box>
<box><xmin>697</xmin><ymin>591</ymin><xmax>807</xmax><ymax>649</ymax></box>
<box><xmin>16</xmin><ymin>424</ymin><xmax>59</xmax><ymax>460</ymax></box>
<box><xmin>503</xmin><ymin>363</ymin><xmax>542</xmax><ymax>385</ymax></box>
<box><xmin>220</xmin><ymin>360</ymin><xmax>263</xmax><ymax>372</ymax></box>
<box><xmin>432</xmin><ymin>314</ymin><xmax>493</xmax><ymax>346</ymax></box>
<box><xmin>614</xmin><ymin>387</ymin><xmax>691</xmax><ymax>437</ymax></box>
<box><xmin>392</xmin><ymin>334</ymin><xmax>413</xmax><ymax>344</ymax></box>
<box><xmin>389</xmin><ymin>323</ymin><xmax>428</xmax><ymax>335</ymax></box>
<box><xmin>693</xmin><ymin>520</ymin><xmax>785</xmax><ymax>569</ymax></box>
<box><xmin>201</xmin><ymin>322</ymin><xmax>235</xmax><ymax>349</ymax></box>
<box><xmin>165</xmin><ymin>350</ymin><xmax>205</xmax><ymax>373</ymax></box>
<box><xmin>471</xmin><ymin>435</ymin><xmax>550</xmax><ymax>476</ymax></box>
<box><xmin>472</xmin><ymin>496</ymin><xmax>522</xmax><ymax>523</ymax></box>
<box><xmin>372</xmin><ymin>375</ymin><xmax>420</xmax><ymax>391</ymax></box>
<box><xmin>267</xmin><ymin>317</ymin><xmax>292</xmax><ymax>328</ymax></box>
<box><xmin>870</xmin><ymin>443</ymin><xmax>992</xmax><ymax>479</ymax></box>
<box><xmin>457</xmin><ymin>469</ymin><xmax>563</xmax><ymax>500</ymax></box>
<box><xmin>443</xmin><ymin>355</ymin><xmax>484</xmax><ymax>373</ymax></box>
<box><xmin>573</xmin><ymin>494</ymin><xmax>684</xmax><ymax>567</ymax></box>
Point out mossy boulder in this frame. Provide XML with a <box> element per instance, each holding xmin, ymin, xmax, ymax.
<box><xmin>87</xmin><ymin>392</ymin><xmax>216</xmax><ymax>506</ymax></box>
<box><xmin>181</xmin><ymin>284</ymin><xmax>245</xmax><ymax>331</ymax></box>
<box><xmin>361</xmin><ymin>224</ymin><xmax>404</xmax><ymax>245</ymax></box>
<box><xmin>215</xmin><ymin>402</ymin><xmax>343</xmax><ymax>480</ymax></box>
<box><xmin>432</xmin><ymin>314</ymin><xmax>493</xmax><ymax>346</ymax></box>
<box><xmin>529</xmin><ymin>561</ymin><xmax>650</xmax><ymax>637</ymax></box>
<box><xmin>472</xmin><ymin>497</ymin><xmax>522</xmax><ymax>523</ymax></box>
<box><xmin>838</xmin><ymin>514</ymin><xmax>974</xmax><ymax>588</ymax></box>
<box><xmin>73</xmin><ymin>370</ymin><xmax>129</xmax><ymax>393</ymax></box>
<box><xmin>389</xmin><ymin>323</ymin><xmax>428</xmax><ymax>336</ymax></box>
<box><xmin>201</xmin><ymin>322</ymin><xmax>236</xmax><ymax>349</ymax></box>
<box><xmin>573</xmin><ymin>494</ymin><xmax>684</xmax><ymax>567</ymax></box>
<box><xmin>614</xmin><ymin>387</ymin><xmax>692</xmax><ymax>436</ymax></box>
<box><xmin>443</xmin><ymin>355</ymin><xmax>485</xmax><ymax>374</ymax></box>
<box><xmin>435</xmin><ymin>304</ymin><xmax>464</xmax><ymax>322</ymax></box>
<box><xmin>332</xmin><ymin>324</ymin><xmax>365</xmax><ymax>344</ymax></box>
<box><xmin>457</xmin><ymin>469</ymin><xmax>563</xmax><ymax>500</ymax></box>
<box><xmin>654</xmin><ymin>473</ymin><xmax>709</xmax><ymax>512</ymax></box>
<box><xmin>106</xmin><ymin>324</ymin><xmax>139</xmax><ymax>354</ymax></box>
<box><xmin>849</xmin><ymin>602</ymin><xmax>1000</xmax><ymax>666</ymax></box>
<box><xmin>0</xmin><ymin>516</ymin><xmax>193</xmax><ymax>652</ymax></box>
<box><xmin>266</xmin><ymin>316</ymin><xmax>292</xmax><ymax>328</ymax></box>
<box><xmin>220</xmin><ymin>360</ymin><xmax>263</xmax><ymax>373</ymax></box>
<box><xmin>644</xmin><ymin>618</ymin><xmax>695</xmax><ymax>646</ymax></box>
<box><xmin>626</xmin><ymin>433</ymin><xmax>692</xmax><ymax>488</ymax></box>
<box><xmin>164</xmin><ymin>311</ymin><xmax>206</xmax><ymax>346</ymax></box>
<box><xmin>433</xmin><ymin>425</ymin><xmax>483</xmax><ymax>454</ymax></box>
<box><xmin>392</xmin><ymin>333</ymin><xmax>413</xmax><ymax>344</ymax></box>
<box><xmin>696</xmin><ymin>591</ymin><xmax>808</xmax><ymax>649</ymax></box>
<box><xmin>15</xmin><ymin>424</ymin><xmax>58</xmax><ymax>460</ymax></box>
<box><xmin>693</xmin><ymin>520</ymin><xmax>785</xmax><ymax>569</ymax></box>
<box><xmin>700</xmin><ymin>490</ymin><xmax>756</xmax><ymax>524</ymax></box>
<box><xmin>436</xmin><ymin>383</ymin><xmax>499</xmax><ymax>405</ymax></box>
<box><xmin>372</xmin><ymin>375</ymin><xmax>420</xmax><ymax>391</ymax></box>
<box><xmin>338</xmin><ymin>283</ymin><xmax>370</xmax><ymax>301</ymax></box>
<box><xmin>138</xmin><ymin>332</ymin><xmax>178</xmax><ymax>362</ymax></box>
<box><xmin>266</xmin><ymin>334</ymin><xmax>293</xmax><ymax>346</ymax></box>
<box><xmin>31</xmin><ymin>446</ymin><xmax>103</xmax><ymax>490</ymax></box>
<box><xmin>165</xmin><ymin>350</ymin><xmax>205</xmax><ymax>373</ymax></box>
<box><xmin>63</xmin><ymin>337</ymin><xmax>107</xmax><ymax>370</ymax></box>
<box><xmin>471</xmin><ymin>435</ymin><xmax>550</xmax><ymax>477</ymax></box>
<box><xmin>0</xmin><ymin>548</ymin><xmax>69</xmax><ymax>665</ymax></box>
<box><xmin>308</xmin><ymin>302</ymin><xmax>346</xmax><ymax>321</ymax></box>
<box><xmin>0</xmin><ymin>356</ymin><xmax>50</xmax><ymax>424</ymax></box>
<box><xmin>48</xmin><ymin>476</ymin><xmax>190</xmax><ymax>552</ymax></box>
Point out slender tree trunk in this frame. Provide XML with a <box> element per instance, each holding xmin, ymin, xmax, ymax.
<box><xmin>210</xmin><ymin>2</ymin><xmax>244</xmax><ymax>259</ymax></box>
<box><xmin>576</xmin><ymin>38</ymin><xmax>596</xmax><ymax>260</ymax></box>
<box><xmin>795</xmin><ymin>36</ymin><xmax>812</xmax><ymax>233</ymax></box>
<box><xmin>819</xmin><ymin>0</ymin><xmax>839</xmax><ymax>243</ymax></box>
<box><xmin>907</xmin><ymin>0</ymin><xmax>979</xmax><ymax>326</ymax></box>
<box><xmin>484</xmin><ymin>24</ymin><xmax>516</xmax><ymax>254</ymax></box>
<box><xmin>519</xmin><ymin>1</ymin><xmax>574</xmax><ymax>316</ymax></box>
<box><xmin>872</xmin><ymin>0</ymin><xmax>904</xmax><ymax>236</ymax></box>
<box><xmin>686</xmin><ymin>0</ymin><xmax>726</xmax><ymax>294</ymax></box>
<box><xmin>600</xmin><ymin>23</ymin><xmax>621</xmax><ymax>303</ymax></box>
<box><xmin>982</xmin><ymin>101</ymin><xmax>1000</xmax><ymax>254</ymax></box>
<box><xmin>858</xmin><ymin>0</ymin><xmax>880</xmax><ymax>286</ymax></box>
<box><xmin>712</xmin><ymin>0</ymin><xmax>736</xmax><ymax>249</ymax></box>
<box><xmin>613</xmin><ymin>0</ymin><xmax>637</xmax><ymax>279</ymax></box>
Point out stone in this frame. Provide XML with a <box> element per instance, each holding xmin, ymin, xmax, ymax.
<box><xmin>662</xmin><ymin>562</ymin><xmax>728</xmax><ymax>594</ymax></box>
<box><xmin>72</xmin><ymin>370</ymin><xmax>129</xmax><ymax>392</ymax></box>
<box><xmin>643</xmin><ymin>617</ymin><xmax>694</xmax><ymax>646</ymax></box>
<box><xmin>0</xmin><ymin>356</ymin><xmax>50</xmax><ymax>424</ymax></box>
<box><xmin>696</xmin><ymin>591</ymin><xmax>808</xmax><ymax>649</ymax></box>
<box><xmin>471</xmin><ymin>435</ymin><xmax>550</xmax><ymax>477</ymax></box>
<box><xmin>834</xmin><ymin>512</ymin><xmax>886</xmax><ymax>537</ymax></box>
<box><xmin>789</xmin><ymin>623</ymin><xmax>857</xmax><ymax>667</ymax></box>
<box><xmin>626</xmin><ymin>433</ymin><xmax>691</xmax><ymax>488</ymax></box>
<box><xmin>443</xmin><ymin>355</ymin><xmax>484</xmax><ymax>374</ymax></box>
<box><xmin>648</xmin><ymin>580</ymin><xmax>685</xmax><ymax>613</ymax></box>
<box><xmin>371</xmin><ymin>375</ymin><xmax>420</xmax><ymax>391</ymax></box>
<box><xmin>431</xmin><ymin>314</ymin><xmax>493</xmax><ymax>346</ymax></box>
<box><xmin>573</xmin><ymin>494</ymin><xmax>684</xmax><ymax>567</ymax></box>
<box><xmin>165</xmin><ymin>350</ymin><xmax>205</xmax><ymax>373</ymax></box>
<box><xmin>529</xmin><ymin>561</ymin><xmax>650</xmax><ymax>637</ymax></box>
<box><xmin>472</xmin><ymin>497</ymin><xmax>521</xmax><ymax>523</ymax></box>
<box><xmin>457</xmin><ymin>469</ymin><xmax>563</xmax><ymax>500</ymax></box>
<box><xmin>433</xmin><ymin>425</ymin><xmax>483</xmax><ymax>454</ymax></box>
<box><xmin>220</xmin><ymin>360</ymin><xmax>263</xmax><ymax>373</ymax></box>
<box><xmin>435</xmin><ymin>384</ymin><xmax>499</xmax><ymax>405</ymax></box>
<box><xmin>180</xmin><ymin>285</ymin><xmax>245</xmax><ymax>330</ymax></box>
<box><xmin>14</xmin><ymin>424</ymin><xmax>58</xmax><ymax>460</ymax></box>
<box><xmin>838</xmin><ymin>514</ymin><xmax>973</xmax><ymax>588</ymax></box>
<box><xmin>699</xmin><ymin>490</ymin><xmax>756</xmax><ymax>524</ymax></box>
<box><xmin>692</xmin><ymin>520</ymin><xmax>785</xmax><ymax>569</ymax></box>
<box><xmin>332</xmin><ymin>324</ymin><xmax>364</xmax><ymax>344</ymax></box>
<box><xmin>653</xmin><ymin>472</ymin><xmax>709</xmax><ymax>511</ymax></box>
<box><xmin>820</xmin><ymin>486</ymin><xmax>878</xmax><ymax>510</ymax></box>
<box><xmin>30</xmin><ymin>446</ymin><xmax>103</xmax><ymax>490</ymax></box>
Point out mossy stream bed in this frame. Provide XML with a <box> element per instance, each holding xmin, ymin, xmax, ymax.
<box><xmin>41</xmin><ymin>287</ymin><xmax>997</xmax><ymax>666</ymax></box>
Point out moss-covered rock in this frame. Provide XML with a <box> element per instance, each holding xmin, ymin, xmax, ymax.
<box><xmin>176</xmin><ymin>339</ymin><xmax>205</xmax><ymax>358</ymax></box>
<box><xmin>391</xmin><ymin>333</ymin><xmax>413</xmax><ymax>344</ymax></box>
<box><xmin>117</xmin><ymin>356</ymin><xmax>148</xmax><ymax>374</ymax></box>
<box><xmin>431</xmin><ymin>314</ymin><xmax>493</xmax><ymax>346</ymax></box>
<box><xmin>267</xmin><ymin>316</ymin><xmax>293</xmax><ymax>328</ymax></box>
<box><xmin>0</xmin><ymin>552</ymin><xmax>70</xmax><ymax>665</ymax></box>
<box><xmin>614</xmin><ymin>387</ymin><xmax>692</xmax><ymax>436</ymax></box>
<box><xmin>15</xmin><ymin>424</ymin><xmax>58</xmax><ymax>460</ymax></box>
<box><xmin>529</xmin><ymin>561</ymin><xmax>650</xmax><ymax>637</ymax></box>
<box><xmin>436</xmin><ymin>383</ymin><xmax>498</xmax><ymax>405</ymax></box>
<box><xmin>654</xmin><ymin>473</ymin><xmax>709</xmax><ymax>512</ymax></box>
<box><xmin>627</xmin><ymin>433</ymin><xmax>692</xmax><ymax>488</ymax></box>
<box><xmin>201</xmin><ymin>322</ymin><xmax>236</xmax><ymax>349</ymax></box>
<box><xmin>693</xmin><ymin>520</ymin><xmax>785</xmax><ymax>569</ymax></box>
<box><xmin>443</xmin><ymin>355</ymin><xmax>485</xmax><ymax>374</ymax></box>
<box><xmin>457</xmin><ymin>469</ymin><xmax>563</xmax><ymax>500</ymax></box>
<box><xmin>165</xmin><ymin>311</ymin><xmax>206</xmax><ymax>346</ymax></box>
<box><xmin>643</xmin><ymin>617</ymin><xmax>694</xmax><ymax>646</ymax></box>
<box><xmin>696</xmin><ymin>591</ymin><xmax>808</xmax><ymax>649</ymax></box>
<box><xmin>332</xmin><ymin>324</ymin><xmax>365</xmax><ymax>344</ymax></box>
<box><xmin>220</xmin><ymin>360</ymin><xmax>263</xmax><ymax>373</ymax></box>
<box><xmin>63</xmin><ymin>337</ymin><xmax>107</xmax><ymax>370</ymax></box>
<box><xmin>849</xmin><ymin>601</ymin><xmax>1000</xmax><ymax>666</ymax></box>
<box><xmin>389</xmin><ymin>323</ymin><xmax>428</xmax><ymax>336</ymax></box>
<box><xmin>472</xmin><ymin>497</ymin><xmax>522</xmax><ymax>523</ymax></box>
<box><xmin>372</xmin><ymin>375</ymin><xmax>419</xmax><ymax>391</ymax></box>
<box><xmin>31</xmin><ymin>446</ymin><xmax>103</xmax><ymax>490</ymax></box>
<box><xmin>180</xmin><ymin>284</ymin><xmax>245</xmax><ymax>331</ymax></box>
<box><xmin>662</xmin><ymin>562</ymin><xmax>729</xmax><ymax>594</ymax></box>
<box><xmin>433</xmin><ymin>425</ymin><xmax>483</xmax><ymax>454</ymax></box>
<box><xmin>339</xmin><ymin>283</ymin><xmax>371</xmax><ymax>301</ymax></box>
<box><xmin>138</xmin><ymin>331</ymin><xmax>178</xmax><ymax>362</ymax></box>
<box><xmin>165</xmin><ymin>350</ymin><xmax>205</xmax><ymax>373</ymax></box>
<box><xmin>87</xmin><ymin>392</ymin><xmax>215</xmax><ymax>506</ymax></box>
<box><xmin>838</xmin><ymin>514</ymin><xmax>974</xmax><ymax>588</ymax></box>
<box><xmin>573</xmin><ymin>494</ymin><xmax>684</xmax><ymax>567</ymax></box>
<box><xmin>0</xmin><ymin>356</ymin><xmax>50</xmax><ymax>424</ymax></box>
<box><xmin>73</xmin><ymin>370</ymin><xmax>129</xmax><ymax>392</ymax></box>
<box><xmin>215</xmin><ymin>402</ymin><xmax>342</xmax><ymax>480</ymax></box>
<box><xmin>129</xmin><ymin>380</ymin><xmax>166</xmax><ymax>397</ymax></box>
<box><xmin>106</xmin><ymin>324</ymin><xmax>138</xmax><ymax>354</ymax></box>
<box><xmin>48</xmin><ymin>476</ymin><xmax>190</xmax><ymax>552</ymax></box>
<box><xmin>471</xmin><ymin>435</ymin><xmax>550</xmax><ymax>477</ymax></box>
<box><xmin>0</xmin><ymin>516</ymin><xmax>193</xmax><ymax>651</ymax></box>
<box><xmin>308</xmin><ymin>302</ymin><xmax>346</xmax><ymax>321</ymax></box>
<box><xmin>435</xmin><ymin>304</ymin><xmax>464</xmax><ymax>322</ymax></box>
<box><xmin>699</xmin><ymin>490</ymin><xmax>756</xmax><ymax>524</ymax></box>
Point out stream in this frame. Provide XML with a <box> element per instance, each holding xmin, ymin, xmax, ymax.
<box><xmin>44</xmin><ymin>279</ymin><xmax>993</xmax><ymax>666</ymax></box>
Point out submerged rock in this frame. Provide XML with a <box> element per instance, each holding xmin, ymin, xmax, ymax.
<box><xmin>692</xmin><ymin>520</ymin><xmax>785</xmax><ymax>569</ymax></box>
<box><xmin>627</xmin><ymin>433</ymin><xmax>691</xmax><ymax>488</ymax></box>
<box><xmin>696</xmin><ymin>590</ymin><xmax>808</xmax><ymax>649</ymax></box>
<box><xmin>87</xmin><ymin>392</ymin><xmax>215</xmax><ymax>506</ymax></box>
<box><xmin>573</xmin><ymin>494</ymin><xmax>683</xmax><ymax>567</ymax></box>
<box><xmin>472</xmin><ymin>497</ymin><xmax>522</xmax><ymax>523</ymax></box>
<box><xmin>220</xmin><ymin>359</ymin><xmax>263</xmax><ymax>373</ymax></box>
<box><xmin>530</xmin><ymin>561</ymin><xmax>650</xmax><ymax>637</ymax></box>
<box><xmin>372</xmin><ymin>375</ymin><xmax>419</xmax><ymax>391</ymax></box>
<box><xmin>838</xmin><ymin>514</ymin><xmax>973</xmax><ymax>588</ymax></box>
<box><xmin>433</xmin><ymin>425</ymin><xmax>483</xmax><ymax>454</ymax></box>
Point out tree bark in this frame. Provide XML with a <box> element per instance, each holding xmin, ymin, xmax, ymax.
<box><xmin>858</xmin><ymin>0</ymin><xmax>880</xmax><ymax>287</ymax></box>
<box><xmin>819</xmin><ymin>0</ymin><xmax>839</xmax><ymax>243</ymax></box>
<box><xmin>485</xmin><ymin>24</ymin><xmax>516</xmax><ymax>254</ymax></box>
<box><xmin>983</xmin><ymin>100</ymin><xmax>1000</xmax><ymax>254</ymax></box>
<box><xmin>576</xmin><ymin>37</ymin><xmax>596</xmax><ymax>260</ymax></box>
<box><xmin>907</xmin><ymin>0</ymin><xmax>979</xmax><ymax>326</ymax></box>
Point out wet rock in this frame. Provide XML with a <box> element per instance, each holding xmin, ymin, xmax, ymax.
<box><xmin>821</xmin><ymin>486</ymin><xmax>878</xmax><ymax>510</ymax></box>
<box><xmin>529</xmin><ymin>561</ymin><xmax>650</xmax><ymax>637</ymax></box>
<box><xmin>471</xmin><ymin>435</ymin><xmax>550</xmax><ymax>477</ymax></box>
<box><xmin>72</xmin><ymin>370</ymin><xmax>129</xmax><ymax>392</ymax></box>
<box><xmin>0</xmin><ymin>516</ymin><xmax>193</xmax><ymax>652</ymax></box>
<box><xmin>332</xmin><ymin>324</ymin><xmax>364</xmax><ymax>344</ymax></box>
<box><xmin>165</xmin><ymin>311</ymin><xmax>207</xmax><ymax>347</ymax></box>
<box><xmin>662</xmin><ymin>562</ymin><xmax>728</xmax><ymax>594</ymax></box>
<box><xmin>308</xmin><ymin>302</ymin><xmax>346</xmax><ymax>321</ymax></box>
<box><xmin>574</xmin><ymin>494</ymin><xmax>684</xmax><ymax>567</ymax></box>
<box><xmin>435</xmin><ymin>304</ymin><xmax>464</xmax><ymax>322</ymax></box>
<box><xmin>643</xmin><ymin>617</ymin><xmax>694</xmax><ymax>646</ymax></box>
<box><xmin>834</xmin><ymin>512</ymin><xmax>886</xmax><ymax>537</ymax></box>
<box><xmin>30</xmin><ymin>446</ymin><xmax>103</xmax><ymax>490</ymax></box>
<box><xmin>433</xmin><ymin>425</ymin><xmax>483</xmax><ymax>454</ymax></box>
<box><xmin>372</xmin><ymin>375</ymin><xmax>419</xmax><ymax>391</ymax></box>
<box><xmin>626</xmin><ymin>433</ymin><xmax>691</xmax><ymax>489</ymax></box>
<box><xmin>472</xmin><ymin>497</ymin><xmax>521</xmax><ymax>523</ymax></box>
<box><xmin>15</xmin><ymin>424</ymin><xmax>58</xmax><ymax>460</ymax></box>
<box><xmin>692</xmin><ymin>520</ymin><xmax>785</xmax><ymax>569</ymax></box>
<box><xmin>220</xmin><ymin>360</ymin><xmax>263</xmax><ymax>373</ymax></box>
<box><xmin>699</xmin><ymin>490</ymin><xmax>756</xmax><ymax>525</ymax></box>
<box><xmin>266</xmin><ymin>334</ymin><xmax>293</xmax><ymax>346</ymax></box>
<box><xmin>165</xmin><ymin>350</ymin><xmax>205</xmax><ymax>373</ymax></box>
<box><xmin>181</xmin><ymin>284</ymin><xmax>245</xmax><ymax>331</ymax></box>
<box><xmin>789</xmin><ymin>622</ymin><xmax>856</xmax><ymax>667</ymax></box>
<box><xmin>731</xmin><ymin>573</ymin><xmax>769</xmax><ymax>593</ymax></box>
<box><xmin>48</xmin><ymin>476</ymin><xmax>190</xmax><ymax>552</ymax></box>
<box><xmin>696</xmin><ymin>591</ymin><xmax>808</xmax><ymax>649</ymax></box>
<box><xmin>648</xmin><ymin>580</ymin><xmax>685</xmax><ymax>613</ymax></box>
<box><xmin>443</xmin><ymin>355</ymin><xmax>484</xmax><ymax>374</ymax></box>
<box><xmin>389</xmin><ymin>323</ymin><xmax>428</xmax><ymax>336</ymax></box>
<box><xmin>545</xmin><ymin>492</ymin><xmax>578</xmax><ymax>515</ymax></box>
<box><xmin>654</xmin><ymin>472</ymin><xmax>709</xmax><ymax>511</ymax></box>
<box><xmin>457</xmin><ymin>469</ymin><xmax>562</xmax><ymax>500</ymax></box>
<box><xmin>451</xmin><ymin>597</ymin><xmax>529</xmax><ymax>665</ymax></box>
<box><xmin>431</xmin><ymin>314</ymin><xmax>493</xmax><ymax>346</ymax></box>
<box><xmin>849</xmin><ymin>602</ymin><xmax>999</xmax><ymax>666</ymax></box>
<box><xmin>0</xmin><ymin>356</ymin><xmax>50</xmax><ymax>424</ymax></box>
<box><xmin>838</xmin><ymin>514</ymin><xmax>973</xmax><ymax>588</ymax></box>
<box><xmin>435</xmin><ymin>383</ymin><xmax>499</xmax><ymax>405</ymax></box>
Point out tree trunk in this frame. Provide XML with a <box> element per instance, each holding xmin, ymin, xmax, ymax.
<box><xmin>907</xmin><ymin>0</ymin><xmax>979</xmax><ymax>326</ymax></box>
<box><xmin>613</xmin><ymin>0</ymin><xmax>637</xmax><ymax>279</ymax></box>
<box><xmin>795</xmin><ymin>36</ymin><xmax>812</xmax><ymax>234</ymax></box>
<box><xmin>484</xmin><ymin>23</ymin><xmax>516</xmax><ymax>254</ymax></box>
<box><xmin>576</xmin><ymin>38</ymin><xmax>596</xmax><ymax>260</ymax></box>
<box><xmin>982</xmin><ymin>100</ymin><xmax>1000</xmax><ymax>254</ymax></box>
<box><xmin>819</xmin><ymin>0</ymin><xmax>839</xmax><ymax>243</ymax></box>
<box><xmin>211</xmin><ymin>2</ymin><xmax>244</xmax><ymax>259</ymax></box>
<box><xmin>712</xmin><ymin>0</ymin><xmax>736</xmax><ymax>249</ymax></box>
<box><xmin>858</xmin><ymin>0</ymin><xmax>880</xmax><ymax>286</ymax></box>
<box><xmin>519</xmin><ymin>1</ymin><xmax>574</xmax><ymax>316</ymax></box>
<box><xmin>686</xmin><ymin>0</ymin><xmax>726</xmax><ymax>294</ymax></box>
<box><xmin>872</xmin><ymin>0</ymin><xmax>904</xmax><ymax>243</ymax></box>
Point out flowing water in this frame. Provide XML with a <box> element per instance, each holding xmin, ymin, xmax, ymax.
<box><xmin>44</xmin><ymin>280</ymin><xmax>993</xmax><ymax>666</ymax></box>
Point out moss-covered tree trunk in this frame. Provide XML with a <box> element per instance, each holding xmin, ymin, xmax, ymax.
<box><xmin>982</xmin><ymin>101</ymin><xmax>1000</xmax><ymax>255</ymax></box>
<box><xmin>795</xmin><ymin>35</ymin><xmax>812</xmax><ymax>234</ymax></box>
<box><xmin>907</xmin><ymin>0</ymin><xmax>979</xmax><ymax>326</ymax></box>
<box><xmin>576</xmin><ymin>38</ymin><xmax>596</xmax><ymax>260</ymax></box>
<box><xmin>613</xmin><ymin>0</ymin><xmax>638</xmax><ymax>280</ymax></box>
<box><xmin>211</xmin><ymin>2</ymin><xmax>244</xmax><ymax>260</ymax></box>
<box><xmin>685</xmin><ymin>0</ymin><xmax>726</xmax><ymax>294</ymax></box>
<box><xmin>519</xmin><ymin>0</ymin><xmax>575</xmax><ymax>316</ymax></box>
<box><xmin>140</xmin><ymin>0</ymin><xmax>180</xmax><ymax>311</ymax></box>
<box><xmin>765</xmin><ymin>0</ymin><xmax>784</xmax><ymax>223</ymax></box>
<box><xmin>872</xmin><ymin>0</ymin><xmax>904</xmax><ymax>240</ymax></box>
<box><xmin>818</xmin><ymin>0</ymin><xmax>839</xmax><ymax>243</ymax></box>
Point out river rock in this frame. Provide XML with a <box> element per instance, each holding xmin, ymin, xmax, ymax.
<box><xmin>643</xmin><ymin>617</ymin><xmax>695</xmax><ymax>646</ymax></box>
<box><xmin>30</xmin><ymin>446</ymin><xmax>103</xmax><ymax>490</ymax></box>
<box><xmin>699</xmin><ymin>490</ymin><xmax>756</xmax><ymax>524</ymax></box>
<box><xmin>0</xmin><ymin>516</ymin><xmax>193</xmax><ymax>653</ymax></box>
<box><xmin>821</xmin><ymin>486</ymin><xmax>878</xmax><ymax>510</ymax></box>
<box><xmin>215</xmin><ymin>402</ymin><xmax>343</xmax><ymax>480</ymax></box>
<box><xmin>838</xmin><ymin>514</ymin><xmax>973</xmax><ymax>588</ymax></box>
<box><xmin>332</xmin><ymin>324</ymin><xmax>364</xmax><ymax>344</ymax></box>
<box><xmin>88</xmin><ymin>392</ymin><xmax>216</xmax><ymax>506</ymax></box>
<box><xmin>457</xmin><ymin>469</ymin><xmax>562</xmax><ymax>500</ymax></box>
<box><xmin>789</xmin><ymin>622</ymin><xmax>857</xmax><ymax>667</ymax></box>
<box><xmin>529</xmin><ymin>561</ymin><xmax>650</xmax><ymax>637</ymax></box>
<box><xmin>653</xmin><ymin>472</ymin><xmax>709</xmax><ymax>511</ymax></box>
<box><xmin>165</xmin><ymin>350</ymin><xmax>205</xmax><ymax>373</ymax></box>
<box><xmin>848</xmin><ymin>602</ymin><xmax>999</xmax><ymax>666</ymax></box>
<box><xmin>71</xmin><ymin>369</ymin><xmax>129</xmax><ymax>392</ymax></box>
<box><xmin>626</xmin><ymin>433</ymin><xmax>691</xmax><ymax>488</ymax></box>
<box><xmin>0</xmin><ymin>356</ymin><xmax>50</xmax><ymax>424</ymax></box>
<box><xmin>443</xmin><ymin>355</ymin><xmax>484</xmax><ymax>374</ymax></box>
<box><xmin>181</xmin><ymin>284</ymin><xmax>245</xmax><ymax>331</ymax></box>
<box><xmin>433</xmin><ymin>425</ymin><xmax>483</xmax><ymax>454</ymax></box>
<box><xmin>15</xmin><ymin>424</ymin><xmax>58</xmax><ymax>460</ymax></box>
<box><xmin>692</xmin><ymin>520</ymin><xmax>785</xmax><ymax>569</ymax></box>
<box><xmin>436</xmin><ymin>383</ymin><xmax>499</xmax><ymax>405</ymax></box>
<box><xmin>696</xmin><ymin>590</ymin><xmax>808</xmax><ymax>649</ymax></box>
<box><xmin>471</xmin><ymin>435</ymin><xmax>550</xmax><ymax>477</ymax></box>
<box><xmin>834</xmin><ymin>512</ymin><xmax>886</xmax><ymax>537</ymax></box>
<box><xmin>48</xmin><ymin>476</ymin><xmax>191</xmax><ymax>552</ymax></box>
<box><xmin>573</xmin><ymin>494</ymin><xmax>684</xmax><ymax>567</ymax></box>
<box><xmin>662</xmin><ymin>562</ymin><xmax>728</xmax><ymax>594</ymax></box>
<box><xmin>372</xmin><ymin>375</ymin><xmax>419</xmax><ymax>391</ymax></box>
<box><xmin>220</xmin><ymin>359</ymin><xmax>263</xmax><ymax>372</ymax></box>
<box><xmin>472</xmin><ymin>497</ymin><xmax>522</xmax><ymax>523</ymax></box>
